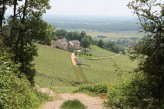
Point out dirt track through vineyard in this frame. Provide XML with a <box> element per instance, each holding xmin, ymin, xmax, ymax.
<box><xmin>71</xmin><ymin>53</ymin><xmax>87</xmax><ymax>82</ymax></box>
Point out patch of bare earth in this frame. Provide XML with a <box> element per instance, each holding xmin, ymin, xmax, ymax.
<box><xmin>38</xmin><ymin>87</ymin><xmax>107</xmax><ymax>109</ymax></box>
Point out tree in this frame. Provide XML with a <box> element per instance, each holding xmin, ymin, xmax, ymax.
<box><xmin>45</xmin><ymin>24</ymin><xmax>55</xmax><ymax>45</ymax></box>
<box><xmin>80</xmin><ymin>31</ymin><xmax>87</xmax><ymax>41</ymax></box>
<box><xmin>105</xmin><ymin>41</ymin><xmax>122</xmax><ymax>53</ymax></box>
<box><xmin>0</xmin><ymin>0</ymin><xmax>12</xmax><ymax>29</ymax></box>
<box><xmin>54</xmin><ymin>29</ymin><xmax>67</xmax><ymax>39</ymax></box>
<box><xmin>127</xmin><ymin>0</ymin><xmax>164</xmax><ymax>107</ymax></box>
<box><xmin>38</xmin><ymin>23</ymin><xmax>55</xmax><ymax>45</ymax></box>
<box><xmin>81</xmin><ymin>38</ymin><xmax>91</xmax><ymax>48</ymax></box>
<box><xmin>0</xmin><ymin>0</ymin><xmax>17</xmax><ymax>58</ymax></box>
<box><xmin>66</xmin><ymin>31</ymin><xmax>80</xmax><ymax>41</ymax></box>
<box><xmin>1</xmin><ymin>0</ymin><xmax>51</xmax><ymax>85</ymax></box>
<box><xmin>87</xmin><ymin>35</ymin><xmax>93</xmax><ymax>44</ymax></box>
<box><xmin>98</xmin><ymin>39</ymin><xmax>105</xmax><ymax>48</ymax></box>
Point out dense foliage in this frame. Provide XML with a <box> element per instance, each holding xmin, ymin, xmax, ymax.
<box><xmin>0</xmin><ymin>0</ymin><xmax>53</xmax><ymax>85</ymax></box>
<box><xmin>128</xmin><ymin>0</ymin><xmax>164</xmax><ymax>107</ymax></box>
<box><xmin>0</xmin><ymin>0</ymin><xmax>52</xmax><ymax>108</ymax></box>
<box><xmin>0</xmin><ymin>56</ymin><xmax>49</xmax><ymax>109</ymax></box>
<box><xmin>106</xmin><ymin>0</ymin><xmax>164</xmax><ymax>108</ymax></box>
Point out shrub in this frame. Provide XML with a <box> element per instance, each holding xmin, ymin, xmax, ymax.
<box><xmin>0</xmin><ymin>57</ymin><xmax>49</xmax><ymax>109</ymax></box>
<box><xmin>81</xmin><ymin>38</ymin><xmax>91</xmax><ymax>48</ymax></box>
<box><xmin>105</xmin><ymin>81</ymin><xmax>130</xmax><ymax>109</ymax></box>
<box><xmin>61</xmin><ymin>99</ymin><xmax>86</xmax><ymax>109</ymax></box>
<box><xmin>75</xmin><ymin>84</ymin><xmax>108</xmax><ymax>95</ymax></box>
<box><xmin>105</xmin><ymin>77</ymin><xmax>161</xmax><ymax>109</ymax></box>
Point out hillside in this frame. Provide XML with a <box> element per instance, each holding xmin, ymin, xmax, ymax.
<box><xmin>77</xmin><ymin>45</ymin><xmax>137</xmax><ymax>83</ymax></box>
<box><xmin>34</xmin><ymin>44</ymin><xmax>137</xmax><ymax>93</ymax></box>
<box><xmin>34</xmin><ymin>44</ymin><xmax>77</xmax><ymax>92</ymax></box>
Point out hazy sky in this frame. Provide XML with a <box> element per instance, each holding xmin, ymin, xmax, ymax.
<box><xmin>46</xmin><ymin>0</ymin><xmax>134</xmax><ymax>16</ymax></box>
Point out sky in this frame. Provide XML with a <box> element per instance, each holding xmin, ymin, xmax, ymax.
<box><xmin>46</xmin><ymin>0</ymin><xmax>134</xmax><ymax>17</ymax></box>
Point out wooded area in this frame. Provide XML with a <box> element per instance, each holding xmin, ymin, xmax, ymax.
<box><xmin>0</xmin><ymin>0</ymin><xmax>51</xmax><ymax>108</ymax></box>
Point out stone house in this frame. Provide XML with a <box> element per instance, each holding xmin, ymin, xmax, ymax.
<box><xmin>51</xmin><ymin>38</ymin><xmax>68</xmax><ymax>50</ymax></box>
<box><xmin>69</xmin><ymin>40</ymin><xmax>80</xmax><ymax>50</ymax></box>
<box><xmin>51</xmin><ymin>38</ymin><xmax>80</xmax><ymax>50</ymax></box>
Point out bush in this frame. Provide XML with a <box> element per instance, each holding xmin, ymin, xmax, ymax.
<box><xmin>105</xmin><ymin>81</ymin><xmax>130</xmax><ymax>109</ymax></box>
<box><xmin>81</xmin><ymin>38</ymin><xmax>91</xmax><ymax>48</ymax></box>
<box><xmin>105</xmin><ymin>77</ymin><xmax>161</xmax><ymax>109</ymax></box>
<box><xmin>75</xmin><ymin>84</ymin><xmax>108</xmax><ymax>95</ymax></box>
<box><xmin>61</xmin><ymin>99</ymin><xmax>86</xmax><ymax>109</ymax></box>
<box><xmin>0</xmin><ymin>57</ymin><xmax>49</xmax><ymax>109</ymax></box>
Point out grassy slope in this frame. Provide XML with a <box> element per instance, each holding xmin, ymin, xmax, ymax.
<box><xmin>78</xmin><ymin>45</ymin><xmax>137</xmax><ymax>84</ymax></box>
<box><xmin>34</xmin><ymin>44</ymin><xmax>137</xmax><ymax>93</ymax></box>
<box><xmin>34</xmin><ymin>44</ymin><xmax>78</xmax><ymax>92</ymax></box>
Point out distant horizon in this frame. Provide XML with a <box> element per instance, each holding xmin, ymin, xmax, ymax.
<box><xmin>46</xmin><ymin>0</ymin><xmax>134</xmax><ymax>17</ymax></box>
<box><xmin>43</xmin><ymin>13</ymin><xmax>140</xmax><ymax>33</ymax></box>
<box><xmin>44</xmin><ymin>14</ymin><xmax>136</xmax><ymax>17</ymax></box>
<box><xmin>43</xmin><ymin>14</ymin><xmax>138</xmax><ymax>20</ymax></box>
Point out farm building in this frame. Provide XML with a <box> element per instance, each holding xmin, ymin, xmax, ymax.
<box><xmin>51</xmin><ymin>38</ymin><xmax>80</xmax><ymax>50</ymax></box>
<box><xmin>51</xmin><ymin>38</ymin><xmax>68</xmax><ymax>50</ymax></box>
<box><xmin>69</xmin><ymin>40</ymin><xmax>80</xmax><ymax>50</ymax></box>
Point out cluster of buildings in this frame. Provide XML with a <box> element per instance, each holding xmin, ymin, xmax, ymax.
<box><xmin>51</xmin><ymin>38</ymin><xmax>80</xmax><ymax>50</ymax></box>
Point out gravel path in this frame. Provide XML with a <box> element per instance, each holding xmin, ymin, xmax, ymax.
<box><xmin>38</xmin><ymin>88</ymin><xmax>107</xmax><ymax>109</ymax></box>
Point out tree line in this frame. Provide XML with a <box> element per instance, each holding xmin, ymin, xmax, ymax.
<box><xmin>54</xmin><ymin>29</ymin><xmax>123</xmax><ymax>53</ymax></box>
<box><xmin>0</xmin><ymin>0</ymin><xmax>52</xmax><ymax>108</ymax></box>
<box><xmin>94</xmin><ymin>39</ymin><xmax>123</xmax><ymax>53</ymax></box>
<box><xmin>54</xmin><ymin>29</ymin><xmax>93</xmax><ymax>48</ymax></box>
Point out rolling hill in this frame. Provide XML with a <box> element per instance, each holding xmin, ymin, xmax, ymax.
<box><xmin>34</xmin><ymin>44</ymin><xmax>137</xmax><ymax>93</ymax></box>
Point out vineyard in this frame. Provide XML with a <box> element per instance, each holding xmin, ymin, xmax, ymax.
<box><xmin>34</xmin><ymin>44</ymin><xmax>137</xmax><ymax>93</ymax></box>
<box><xmin>77</xmin><ymin>45</ymin><xmax>137</xmax><ymax>83</ymax></box>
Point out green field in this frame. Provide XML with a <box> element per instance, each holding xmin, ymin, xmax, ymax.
<box><xmin>77</xmin><ymin>45</ymin><xmax>137</xmax><ymax>83</ymax></box>
<box><xmin>34</xmin><ymin>44</ymin><xmax>137</xmax><ymax>93</ymax></box>
<box><xmin>66</xmin><ymin>29</ymin><xmax>143</xmax><ymax>40</ymax></box>
<box><xmin>87</xmin><ymin>31</ymin><xmax>143</xmax><ymax>40</ymax></box>
<box><xmin>34</xmin><ymin>44</ymin><xmax>78</xmax><ymax>92</ymax></box>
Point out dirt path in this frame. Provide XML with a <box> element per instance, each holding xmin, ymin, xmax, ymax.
<box><xmin>38</xmin><ymin>88</ymin><xmax>107</xmax><ymax>109</ymax></box>
<box><xmin>71</xmin><ymin>53</ymin><xmax>87</xmax><ymax>82</ymax></box>
<box><xmin>71</xmin><ymin>53</ymin><xmax>77</xmax><ymax>66</ymax></box>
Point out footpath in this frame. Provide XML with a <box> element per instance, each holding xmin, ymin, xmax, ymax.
<box><xmin>38</xmin><ymin>87</ymin><xmax>107</xmax><ymax>109</ymax></box>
